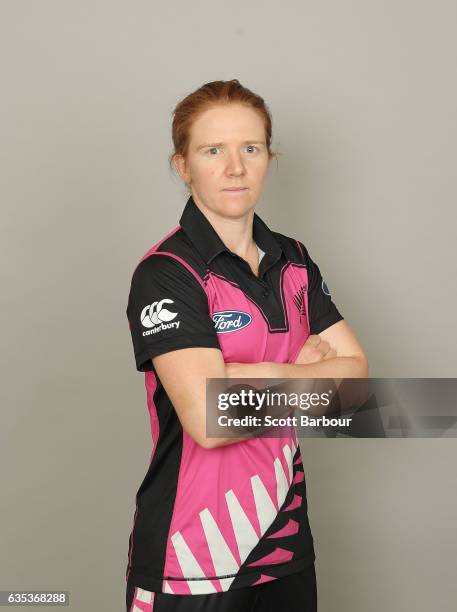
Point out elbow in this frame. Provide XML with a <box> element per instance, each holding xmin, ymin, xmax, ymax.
<box><xmin>195</xmin><ymin>436</ymin><xmax>219</xmax><ymax>450</ymax></box>
<box><xmin>177</xmin><ymin>413</ymin><xmax>220</xmax><ymax>449</ymax></box>
<box><xmin>189</xmin><ymin>430</ymin><xmax>218</xmax><ymax>450</ymax></box>
<box><xmin>354</xmin><ymin>352</ymin><xmax>369</xmax><ymax>378</ymax></box>
<box><xmin>194</xmin><ymin>436</ymin><xmax>212</xmax><ymax>450</ymax></box>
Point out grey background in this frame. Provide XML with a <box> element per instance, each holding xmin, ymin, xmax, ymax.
<box><xmin>1</xmin><ymin>1</ymin><xmax>456</xmax><ymax>610</ymax></box>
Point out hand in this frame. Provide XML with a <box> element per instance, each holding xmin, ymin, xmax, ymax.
<box><xmin>294</xmin><ymin>334</ymin><xmax>337</xmax><ymax>365</ymax></box>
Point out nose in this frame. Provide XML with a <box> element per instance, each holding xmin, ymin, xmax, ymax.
<box><xmin>225</xmin><ymin>151</ymin><xmax>246</xmax><ymax>176</ymax></box>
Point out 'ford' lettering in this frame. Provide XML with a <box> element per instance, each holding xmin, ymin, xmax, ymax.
<box><xmin>212</xmin><ymin>310</ymin><xmax>252</xmax><ymax>333</ymax></box>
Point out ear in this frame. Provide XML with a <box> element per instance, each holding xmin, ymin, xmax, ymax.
<box><xmin>173</xmin><ymin>153</ymin><xmax>191</xmax><ymax>185</ymax></box>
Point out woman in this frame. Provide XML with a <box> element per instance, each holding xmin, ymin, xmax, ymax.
<box><xmin>125</xmin><ymin>79</ymin><xmax>368</xmax><ymax>611</ymax></box>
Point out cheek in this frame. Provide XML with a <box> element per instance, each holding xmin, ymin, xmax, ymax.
<box><xmin>201</xmin><ymin>164</ymin><xmax>217</xmax><ymax>178</ymax></box>
<box><xmin>192</xmin><ymin>165</ymin><xmax>217</xmax><ymax>183</ymax></box>
<box><xmin>253</xmin><ymin>162</ymin><xmax>269</xmax><ymax>182</ymax></box>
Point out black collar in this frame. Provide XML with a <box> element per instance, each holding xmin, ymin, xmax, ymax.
<box><xmin>179</xmin><ymin>194</ymin><xmax>282</xmax><ymax>265</ymax></box>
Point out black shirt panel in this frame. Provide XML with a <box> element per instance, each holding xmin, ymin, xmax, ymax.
<box><xmin>296</xmin><ymin>240</ymin><xmax>344</xmax><ymax>334</ymax></box>
<box><xmin>126</xmin><ymin>252</ymin><xmax>220</xmax><ymax>372</ymax></box>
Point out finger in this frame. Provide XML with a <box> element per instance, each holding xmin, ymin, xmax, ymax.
<box><xmin>306</xmin><ymin>334</ymin><xmax>321</xmax><ymax>347</ymax></box>
<box><xmin>317</xmin><ymin>340</ymin><xmax>330</xmax><ymax>355</ymax></box>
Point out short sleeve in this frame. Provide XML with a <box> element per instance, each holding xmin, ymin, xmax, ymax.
<box><xmin>297</xmin><ymin>240</ymin><xmax>344</xmax><ymax>334</ymax></box>
<box><xmin>126</xmin><ymin>254</ymin><xmax>220</xmax><ymax>372</ymax></box>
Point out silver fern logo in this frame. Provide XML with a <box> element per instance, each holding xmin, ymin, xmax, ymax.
<box><xmin>293</xmin><ymin>285</ymin><xmax>307</xmax><ymax>322</ymax></box>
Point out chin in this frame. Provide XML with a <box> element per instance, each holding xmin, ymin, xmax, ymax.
<box><xmin>219</xmin><ymin>195</ymin><xmax>255</xmax><ymax>216</ymax></box>
<box><xmin>219</xmin><ymin>202</ymin><xmax>255</xmax><ymax>217</ymax></box>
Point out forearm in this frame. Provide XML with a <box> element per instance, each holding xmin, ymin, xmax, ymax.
<box><xmin>205</xmin><ymin>360</ymin><xmax>294</xmax><ymax>448</ymax></box>
<box><xmin>223</xmin><ymin>356</ymin><xmax>369</xmax><ymax>415</ymax></box>
<box><xmin>275</xmin><ymin>355</ymin><xmax>368</xmax><ymax>379</ymax></box>
<box><xmin>207</xmin><ymin>357</ymin><xmax>368</xmax><ymax>447</ymax></box>
<box><xmin>227</xmin><ymin>356</ymin><xmax>368</xmax><ymax>379</ymax></box>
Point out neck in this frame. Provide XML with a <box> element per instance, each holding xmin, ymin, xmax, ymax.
<box><xmin>193</xmin><ymin>195</ymin><xmax>257</xmax><ymax>259</ymax></box>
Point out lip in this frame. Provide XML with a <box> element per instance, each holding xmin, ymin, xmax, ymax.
<box><xmin>223</xmin><ymin>187</ymin><xmax>248</xmax><ymax>191</ymax></box>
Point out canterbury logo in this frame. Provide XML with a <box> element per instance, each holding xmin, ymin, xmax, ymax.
<box><xmin>140</xmin><ymin>299</ymin><xmax>180</xmax><ymax>336</ymax></box>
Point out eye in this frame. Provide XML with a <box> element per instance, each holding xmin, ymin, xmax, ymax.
<box><xmin>207</xmin><ymin>147</ymin><xmax>221</xmax><ymax>155</ymax></box>
<box><xmin>245</xmin><ymin>145</ymin><xmax>259</xmax><ymax>154</ymax></box>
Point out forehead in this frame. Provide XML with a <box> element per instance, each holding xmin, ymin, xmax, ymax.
<box><xmin>189</xmin><ymin>104</ymin><xmax>265</xmax><ymax>143</ymax></box>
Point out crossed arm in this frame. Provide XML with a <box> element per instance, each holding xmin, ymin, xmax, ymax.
<box><xmin>151</xmin><ymin>319</ymin><xmax>368</xmax><ymax>449</ymax></box>
<box><xmin>225</xmin><ymin>320</ymin><xmax>368</xmax><ymax>379</ymax></box>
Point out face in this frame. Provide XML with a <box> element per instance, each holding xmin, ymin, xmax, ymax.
<box><xmin>174</xmin><ymin>103</ymin><xmax>271</xmax><ymax>219</ymax></box>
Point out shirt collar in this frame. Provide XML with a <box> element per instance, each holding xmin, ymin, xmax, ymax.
<box><xmin>179</xmin><ymin>194</ymin><xmax>282</xmax><ymax>265</ymax></box>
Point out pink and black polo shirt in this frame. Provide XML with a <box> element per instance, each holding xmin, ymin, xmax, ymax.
<box><xmin>125</xmin><ymin>195</ymin><xmax>344</xmax><ymax>595</ymax></box>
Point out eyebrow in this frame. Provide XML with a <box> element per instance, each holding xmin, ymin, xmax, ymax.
<box><xmin>196</xmin><ymin>140</ymin><xmax>266</xmax><ymax>151</ymax></box>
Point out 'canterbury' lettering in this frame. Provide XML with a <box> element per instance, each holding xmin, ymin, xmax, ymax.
<box><xmin>143</xmin><ymin>321</ymin><xmax>180</xmax><ymax>336</ymax></box>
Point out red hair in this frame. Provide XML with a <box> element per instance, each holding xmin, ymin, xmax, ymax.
<box><xmin>168</xmin><ymin>79</ymin><xmax>280</xmax><ymax>176</ymax></box>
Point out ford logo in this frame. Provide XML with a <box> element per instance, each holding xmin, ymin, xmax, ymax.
<box><xmin>212</xmin><ymin>310</ymin><xmax>252</xmax><ymax>334</ymax></box>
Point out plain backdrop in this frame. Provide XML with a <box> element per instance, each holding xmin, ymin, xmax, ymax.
<box><xmin>1</xmin><ymin>1</ymin><xmax>456</xmax><ymax>611</ymax></box>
